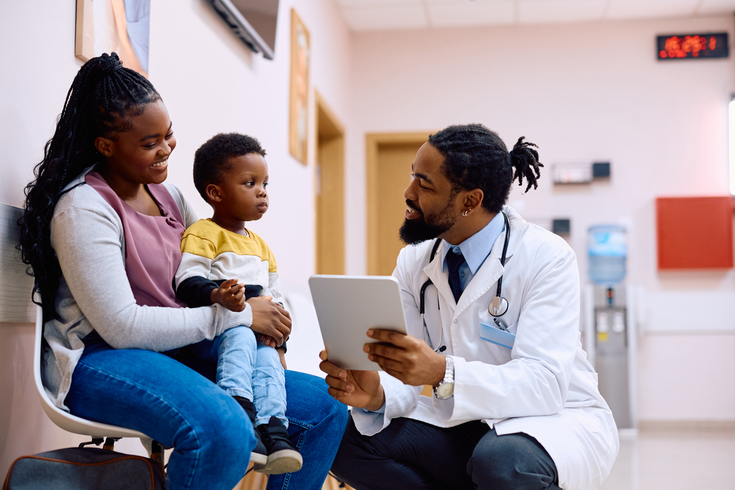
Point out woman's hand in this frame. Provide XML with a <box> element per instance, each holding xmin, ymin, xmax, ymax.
<box><xmin>319</xmin><ymin>350</ymin><xmax>384</xmax><ymax>411</ymax></box>
<box><xmin>210</xmin><ymin>279</ymin><xmax>245</xmax><ymax>311</ymax></box>
<box><xmin>247</xmin><ymin>295</ymin><xmax>292</xmax><ymax>345</ymax></box>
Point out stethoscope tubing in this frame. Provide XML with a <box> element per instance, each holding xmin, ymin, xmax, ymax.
<box><xmin>419</xmin><ymin>211</ymin><xmax>511</xmax><ymax>351</ymax></box>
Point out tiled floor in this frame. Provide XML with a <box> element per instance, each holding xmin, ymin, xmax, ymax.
<box><xmin>600</xmin><ymin>428</ymin><xmax>735</xmax><ymax>490</ymax></box>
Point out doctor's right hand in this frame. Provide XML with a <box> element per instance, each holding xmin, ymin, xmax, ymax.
<box><xmin>319</xmin><ymin>350</ymin><xmax>385</xmax><ymax>411</ymax></box>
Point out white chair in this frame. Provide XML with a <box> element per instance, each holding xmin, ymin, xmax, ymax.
<box><xmin>281</xmin><ymin>292</ymin><xmax>326</xmax><ymax>378</ymax></box>
<box><xmin>33</xmin><ymin>304</ymin><xmax>161</xmax><ymax>461</ymax></box>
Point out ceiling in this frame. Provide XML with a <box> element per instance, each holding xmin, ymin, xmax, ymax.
<box><xmin>334</xmin><ymin>0</ymin><xmax>735</xmax><ymax>31</ymax></box>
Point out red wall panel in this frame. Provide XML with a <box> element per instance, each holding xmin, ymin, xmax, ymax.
<box><xmin>656</xmin><ymin>196</ymin><xmax>734</xmax><ymax>269</ymax></box>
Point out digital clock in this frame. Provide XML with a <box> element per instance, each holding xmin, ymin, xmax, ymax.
<box><xmin>657</xmin><ymin>33</ymin><xmax>728</xmax><ymax>60</ymax></box>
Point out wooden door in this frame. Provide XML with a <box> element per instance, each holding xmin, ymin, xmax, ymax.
<box><xmin>366</xmin><ymin>133</ymin><xmax>432</xmax><ymax>276</ymax></box>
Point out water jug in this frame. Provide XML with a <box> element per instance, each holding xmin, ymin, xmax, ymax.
<box><xmin>588</xmin><ymin>225</ymin><xmax>626</xmax><ymax>286</ymax></box>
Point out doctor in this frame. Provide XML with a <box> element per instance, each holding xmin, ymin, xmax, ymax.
<box><xmin>320</xmin><ymin>124</ymin><xmax>619</xmax><ymax>490</ymax></box>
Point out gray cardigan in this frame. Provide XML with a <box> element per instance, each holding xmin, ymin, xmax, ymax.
<box><xmin>44</xmin><ymin>168</ymin><xmax>253</xmax><ymax>410</ymax></box>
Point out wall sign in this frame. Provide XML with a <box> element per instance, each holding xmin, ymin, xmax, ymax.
<box><xmin>657</xmin><ymin>33</ymin><xmax>728</xmax><ymax>60</ymax></box>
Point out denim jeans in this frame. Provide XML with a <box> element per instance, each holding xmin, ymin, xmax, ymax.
<box><xmin>332</xmin><ymin>416</ymin><xmax>560</xmax><ymax>490</ymax></box>
<box><xmin>66</xmin><ymin>334</ymin><xmax>348</xmax><ymax>490</ymax></box>
<box><xmin>189</xmin><ymin>326</ymin><xmax>287</xmax><ymax>426</ymax></box>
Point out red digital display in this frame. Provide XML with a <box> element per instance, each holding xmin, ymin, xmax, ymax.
<box><xmin>657</xmin><ymin>33</ymin><xmax>728</xmax><ymax>60</ymax></box>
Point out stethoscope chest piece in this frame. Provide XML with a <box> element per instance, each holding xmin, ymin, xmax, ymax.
<box><xmin>489</xmin><ymin>296</ymin><xmax>508</xmax><ymax>317</ymax></box>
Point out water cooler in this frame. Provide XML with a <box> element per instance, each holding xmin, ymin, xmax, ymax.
<box><xmin>583</xmin><ymin>225</ymin><xmax>637</xmax><ymax>432</ymax></box>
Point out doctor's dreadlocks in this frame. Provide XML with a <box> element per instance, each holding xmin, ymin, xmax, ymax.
<box><xmin>428</xmin><ymin>124</ymin><xmax>543</xmax><ymax>214</ymax></box>
<box><xmin>19</xmin><ymin>53</ymin><xmax>160</xmax><ymax>322</ymax></box>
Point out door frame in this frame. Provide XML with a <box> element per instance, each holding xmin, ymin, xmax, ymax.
<box><xmin>314</xmin><ymin>90</ymin><xmax>346</xmax><ymax>274</ymax></box>
<box><xmin>365</xmin><ymin>132</ymin><xmax>433</xmax><ymax>275</ymax></box>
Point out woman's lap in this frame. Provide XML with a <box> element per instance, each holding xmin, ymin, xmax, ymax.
<box><xmin>66</xmin><ymin>340</ymin><xmax>348</xmax><ymax>490</ymax></box>
<box><xmin>66</xmin><ymin>342</ymin><xmax>254</xmax><ymax>490</ymax></box>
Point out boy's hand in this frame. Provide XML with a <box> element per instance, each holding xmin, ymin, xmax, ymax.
<box><xmin>210</xmin><ymin>279</ymin><xmax>245</xmax><ymax>311</ymax></box>
<box><xmin>247</xmin><ymin>295</ymin><xmax>292</xmax><ymax>344</ymax></box>
<box><xmin>258</xmin><ymin>334</ymin><xmax>278</xmax><ymax>348</ymax></box>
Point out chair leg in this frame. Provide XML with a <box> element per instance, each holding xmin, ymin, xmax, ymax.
<box><xmin>150</xmin><ymin>440</ymin><xmax>165</xmax><ymax>475</ymax></box>
<box><xmin>78</xmin><ymin>437</ymin><xmax>105</xmax><ymax>448</ymax></box>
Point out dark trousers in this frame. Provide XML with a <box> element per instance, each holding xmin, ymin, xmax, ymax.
<box><xmin>332</xmin><ymin>415</ymin><xmax>561</xmax><ymax>490</ymax></box>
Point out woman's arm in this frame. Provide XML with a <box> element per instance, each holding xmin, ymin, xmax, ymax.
<box><xmin>51</xmin><ymin>194</ymin><xmax>250</xmax><ymax>352</ymax></box>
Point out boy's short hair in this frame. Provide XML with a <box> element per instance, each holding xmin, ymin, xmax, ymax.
<box><xmin>193</xmin><ymin>133</ymin><xmax>267</xmax><ymax>202</ymax></box>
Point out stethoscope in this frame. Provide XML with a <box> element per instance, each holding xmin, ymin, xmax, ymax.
<box><xmin>419</xmin><ymin>212</ymin><xmax>511</xmax><ymax>352</ymax></box>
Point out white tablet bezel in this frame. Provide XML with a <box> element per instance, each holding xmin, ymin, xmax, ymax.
<box><xmin>308</xmin><ymin>275</ymin><xmax>408</xmax><ymax>371</ymax></box>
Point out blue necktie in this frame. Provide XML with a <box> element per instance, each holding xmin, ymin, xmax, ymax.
<box><xmin>446</xmin><ymin>248</ymin><xmax>466</xmax><ymax>303</ymax></box>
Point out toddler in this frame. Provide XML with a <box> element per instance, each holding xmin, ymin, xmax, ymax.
<box><xmin>174</xmin><ymin>133</ymin><xmax>301</xmax><ymax>475</ymax></box>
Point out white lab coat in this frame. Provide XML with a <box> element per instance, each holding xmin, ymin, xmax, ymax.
<box><xmin>352</xmin><ymin>206</ymin><xmax>619</xmax><ymax>490</ymax></box>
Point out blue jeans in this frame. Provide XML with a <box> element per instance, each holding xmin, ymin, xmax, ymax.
<box><xmin>66</xmin><ymin>334</ymin><xmax>348</xmax><ymax>490</ymax></box>
<box><xmin>189</xmin><ymin>326</ymin><xmax>287</xmax><ymax>426</ymax></box>
<box><xmin>332</xmin><ymin>416</ymin><xmax>560</xmax><ymax>490</ymax></box>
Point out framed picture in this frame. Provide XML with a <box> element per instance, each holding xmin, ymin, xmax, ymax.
<box><xmin>75</xmin><ymin>0</ymin><xmax>150</xmax><ymax>77</ymax></box>
<box><xmin>289</xmin><ymin>8</ymin><xmax>310</xmax><ymax>165</ymax></box>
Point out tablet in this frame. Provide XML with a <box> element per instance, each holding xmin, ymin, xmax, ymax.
<box><xmin>308</xmin><ymin>275</ymin><xmax>408</xmax><ymax>371</ymax></box>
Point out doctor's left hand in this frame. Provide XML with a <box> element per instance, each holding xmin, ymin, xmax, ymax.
<box><xmin>364</xmin><ymin>329</ymin><xmax>446</xmax><ymax>387</ymax></box>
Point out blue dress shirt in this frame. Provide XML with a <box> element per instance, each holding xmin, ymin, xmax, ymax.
<box><xmin>441</xmin><ymin>212</ymin><xmax>506</xmax><ymax>295</ymax></box>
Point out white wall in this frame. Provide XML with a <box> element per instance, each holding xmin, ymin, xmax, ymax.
<box><xmin>346</xmin><ymin>17</ymin><xmax>735</xmax><ymax>422</ymax></box>
<box><xmin>0</xmin><ymin>0</ymin><xmax>352</xmax><ymax>476</ymax></box>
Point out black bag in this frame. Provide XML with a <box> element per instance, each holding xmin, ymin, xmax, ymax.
<box><xmin>3</xmin><ymin>446</ymin><xmax>165</xmax><ymax>490</ymax></box>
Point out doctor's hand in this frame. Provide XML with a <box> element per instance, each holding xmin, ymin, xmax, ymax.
<box><xmin>364</xmin><ymin>329</ymin><xmax>446</xmax><ymax>388</ymax></box>
<box><xmin>319</xmin><ymin>350</ymin><xmax>385</xmax><ymax>411</ymax></box>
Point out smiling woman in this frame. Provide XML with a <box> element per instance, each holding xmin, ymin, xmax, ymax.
<box><xmin>18</xmin><ymin>53</ymin><xmax>348</xmax><ymax>490</ymax></box>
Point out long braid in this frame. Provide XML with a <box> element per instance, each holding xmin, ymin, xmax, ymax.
<box><xmin>18</xmin><ymin>53</ymin><xmax>160</xmax><ymax>322</ymax></box>
<box><xmin>428</xmin><ymin>124</ymin><xmax>543</xmax><ymax>213</ymax></box>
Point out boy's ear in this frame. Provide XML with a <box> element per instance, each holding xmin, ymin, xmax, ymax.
<box><xmin>206</xmin><ymin>183</ymin><xmax>223</xmax><ymax>203</ymax></box>
<box><xmin>94</xmin><ymin>136</ymin><xmax>114</xmax><ymax>158</ymax></box>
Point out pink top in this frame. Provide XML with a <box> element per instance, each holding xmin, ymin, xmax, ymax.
<box><xmin>86</xmin><ymin>171</ymin><xmax>187</xmax><ymax>308</ymax></box>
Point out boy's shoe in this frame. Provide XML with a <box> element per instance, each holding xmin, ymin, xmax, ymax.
<box><xmin>249</xmin><ymin>427</ymin><xmax>268</xmax><ymax>470</ymax></box>
<box><xmin>256</xmin><ymin>417</ymin><xmax>303</xmax><ymax>475</ymax></box>
<box><xmin>233</xmin><ymin>396</ymin><xmax>267</xmax><ymax>470</ymax></box>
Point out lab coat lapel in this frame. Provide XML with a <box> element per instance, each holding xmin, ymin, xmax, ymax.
<box><xmin>423</xmin><ymin>249</ymin><xmax>455</xmax><ymax>310</ymax></box>
<box><xmin>455</xmin><ymin>206</ymin><xmax>527</xmax><ymax>316</ymax></box>
<box><xmin>455</xmin><ymin>247</ymin><xmax>503</xmax><ymax>316</ymax></box>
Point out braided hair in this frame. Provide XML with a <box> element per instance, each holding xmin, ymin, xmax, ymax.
<box><xmin>428</xmin><ymin>124</ymin><xmax>543</xmax><ymax>214</ymax></box>
<box><xmin>18</xmin><ymin>53</ymin><xmax>161</xmax><ymax>322</ymax></box>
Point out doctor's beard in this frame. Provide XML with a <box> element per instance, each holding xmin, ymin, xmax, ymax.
<box><xmin>399</xmin><ymin>199</ymin><xmax>458</xmax><ymax>245</ymax></box>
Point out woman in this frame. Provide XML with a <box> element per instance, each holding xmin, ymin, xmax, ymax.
<box><xmin>19</xmin><ymin>52</ymin><xmax>347</xmax><ymax>490</ymax></box>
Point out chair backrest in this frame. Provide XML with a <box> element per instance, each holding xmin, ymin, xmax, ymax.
<box><xmin>34</xmin><ymin>305</ymin><xmax>147</xmax><ymax>439</ymax></box>
<box><xmin>281</xmin><ymin>292</ymin><xmax>325</xmax><ymax>378</ymax></box>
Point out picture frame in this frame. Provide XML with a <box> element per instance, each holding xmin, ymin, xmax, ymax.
<box><xmin>289</xmin><ymin>8</ymin><xmax>310</xmax><ymax>165</ymax></box>
<box><xmin>75</xmin><ymin>0</ymin><xmax>150</xmax><ymax>77</ymax></box>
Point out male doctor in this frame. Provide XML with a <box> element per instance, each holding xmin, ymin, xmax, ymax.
<box><xmin>320</xmin><ymin>124</ymin><xmax>619</xmax><ymax>490</ymax></box>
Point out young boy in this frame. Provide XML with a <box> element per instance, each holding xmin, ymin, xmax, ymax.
<box><xmin>174</xmin><ymin>133</ymin><xmax>301</xmax><ymax>475</ymax></box>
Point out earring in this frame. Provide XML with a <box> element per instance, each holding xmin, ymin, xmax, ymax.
<box><xmin>462</xmin><ymin>209</ymin><xmax>469</xmax><ymax>217</ymax></box>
